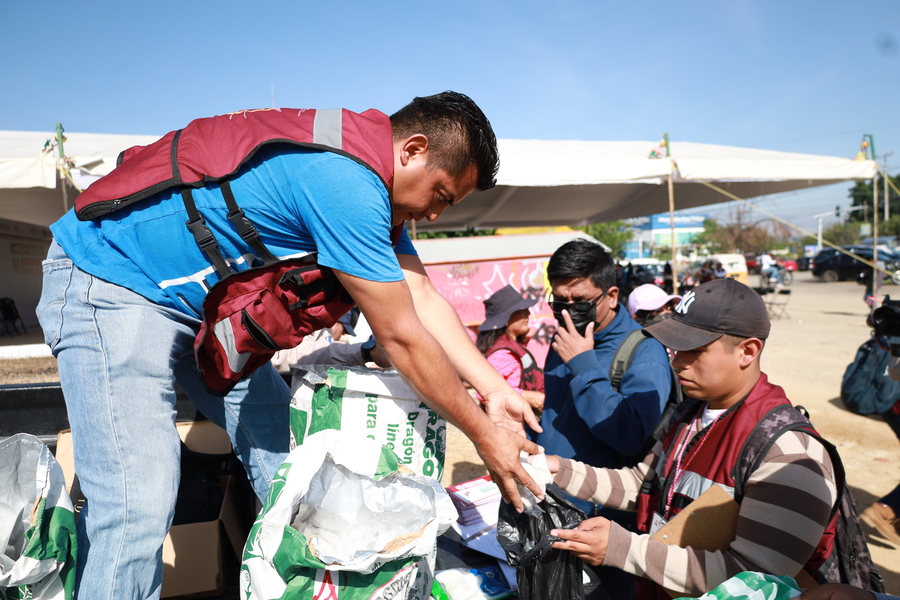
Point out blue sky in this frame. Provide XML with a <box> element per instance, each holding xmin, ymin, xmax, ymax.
<box><xmin>2</xmin><ymin>0</ymin><xmax>898</xmax><ymax>235</ymax></box>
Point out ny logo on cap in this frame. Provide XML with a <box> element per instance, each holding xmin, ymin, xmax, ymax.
<box><xmin>675</xmin><ymin>290</ymin><xmax>696</xmax><ymax>314</ymax></box>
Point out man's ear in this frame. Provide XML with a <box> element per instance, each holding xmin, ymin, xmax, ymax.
<box><xmin>397</xmin><ymin>134</ymin><xmax>429</xmax><ymax>167</ymax></box>
<box><xmin>737</xmin><ymin>337</ymin><xmax>764</xmax><ymax>368</ymax></box>
<box><xmin>605</xmin><ymin>286</ymin><xmax>620</xmax><ymax>306</ymax></box>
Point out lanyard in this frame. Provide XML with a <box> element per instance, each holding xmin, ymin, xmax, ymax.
<box><xmin>664</xmin><ymin>412</ymin><xmax>722</xmax><ymax>515</ymax></box>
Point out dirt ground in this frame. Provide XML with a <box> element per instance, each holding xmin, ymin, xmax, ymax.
<box><xmin>3</xmin><ymin>271</ymin><xmax>900</xmax><ymax>592</ymax></box>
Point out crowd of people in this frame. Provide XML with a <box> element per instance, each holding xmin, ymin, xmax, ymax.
<box><xmin>34</xmin><ymin>90</ymin><xmax>890</xmax><ymax>600</ymax></box>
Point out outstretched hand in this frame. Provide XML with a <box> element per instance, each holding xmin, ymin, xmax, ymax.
<box><xmin>474</xmin><ymin>424</ymin><xmax>545</xmax><ymax>512</ymax></box>
<box><xmin>550</xmin><ymin>517</ymin><xmax>610</xmax><ymax>566</ymax></box>
<box><xmin>482</xmin><ymin>388</ymin><xmax>543</xmax><ymax>434</ymax></box>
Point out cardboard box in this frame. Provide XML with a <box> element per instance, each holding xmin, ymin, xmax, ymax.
<box><xmin>56</xmin><ymin>420</ymin><xmax>249</xmax><ymax>598</ymax></box>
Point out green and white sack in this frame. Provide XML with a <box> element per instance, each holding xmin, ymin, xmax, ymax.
<box><xmin>240</xmin><ymin>429</ymin><xmax>458</xmax><ymax>600</ymax></box>
<box><xmin>676</xmin><ymin>571</ymin><xmax>801</xmax><ymax>600</ymax></box>
<box><xmin>0</xmin><ymin>434</ymin><xmax>77</xmax><ymax>600</ymax></box>
<box><xmin>289</xmin><ymin>366</ymin><xmax>445</xmax><ymax>481</ymax></box>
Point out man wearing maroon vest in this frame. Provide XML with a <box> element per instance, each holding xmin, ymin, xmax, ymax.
<box><xmin>544</xmin><ymin>278</ymin><xmax>838</xmax><ymax>598</ymax></box>
<box><xmin>37</xmin><ymin>92</ymin><xmax>543</xmax><ymax>600</ymax></box>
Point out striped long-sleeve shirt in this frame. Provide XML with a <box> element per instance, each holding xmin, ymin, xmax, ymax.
<box><xmin>555</xmin><ymin>428</ymin><xmax>837</xmax><ymax>596</ymax></box>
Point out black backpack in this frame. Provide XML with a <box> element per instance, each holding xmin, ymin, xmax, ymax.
<box><xmin>731</xmin><ymin>404</ymin><xmax>884</xmax><ymax>592</ymax></box>
<box><xmin>840</xmin><ymin>337</ymin><xmax>900</xmax><ymax>415</ymax></box>
<box><xmin>609</xmin><ymin>329</ymin><xmax>683</xmax><ymax>455</ymax></box>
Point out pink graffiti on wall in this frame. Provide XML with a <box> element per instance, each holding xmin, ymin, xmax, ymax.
<box><xmin>424</xmin><ymin>257</ymin><xmax>559</xmax><ymax>365</ymax></box>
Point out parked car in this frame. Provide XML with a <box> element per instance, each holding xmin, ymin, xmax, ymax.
<box><xmin>810</xmin><ymin>246</ymin><xmax>900</xmax><ymax>282</ymax></box>
<box><xmin>795</xmin><ymin>256</ymin><xmax>810</xmax><ymax>271</ymax></box>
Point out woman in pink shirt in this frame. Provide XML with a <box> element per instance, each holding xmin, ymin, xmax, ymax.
<box><xmin>476</xmin><ymin>285</ymin><xmax>545</xmax><ymax>416</ymax></box>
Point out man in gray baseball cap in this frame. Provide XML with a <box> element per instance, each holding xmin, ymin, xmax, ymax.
<box><xmin>545</xmin><ymin>278</ymin><xmax>845</xmax><ymax>599</ymax></box>
<box><xmin>643</xmin><ymin>277</ymin><xmax>770</xmax><ymax>352</ymax></box>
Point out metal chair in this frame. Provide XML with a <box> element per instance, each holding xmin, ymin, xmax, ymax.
<box><xmin>765</xmin><ymin>288</ymin><xmax>791</xmax><ymax>320</ymax></box>
<box><xmin>0</xmin><ymin>298</ymin><xmax>27</xmax><ymax>336</ymax></box>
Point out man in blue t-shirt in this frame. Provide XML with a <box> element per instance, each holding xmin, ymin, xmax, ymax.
<box><xmin>38</xmin><ymin>92</ymin><xmax>543</xmax><ymax>600</ymax></box>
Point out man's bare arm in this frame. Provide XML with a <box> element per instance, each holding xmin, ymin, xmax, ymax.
<box><xmin>332</xmin><ymin>268</ymin><xmax>542</xmax><ymax>510</ymax></box>
<box><xmin>396</xmin><ymin>253</ymin><xmax>542</xmax><ymax>434</ymax></box>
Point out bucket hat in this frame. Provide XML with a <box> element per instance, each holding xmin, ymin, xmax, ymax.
<box><xmin>478</xmin><ymin>285</ymin><xmax>538</xmax><ymax>332</ymax></box>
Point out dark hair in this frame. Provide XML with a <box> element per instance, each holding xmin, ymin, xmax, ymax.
<box><xmin>547</xmin><ymin>239</ymin><xmax>617</xmax><ymax>291</ymax></box>
<box><xmin>390</xmin><ymin>91</ymin><xmax>499</xmax><ymax>191</ymax></box>
<box><xmin>476</xmin><ymin>328</ymin><xmax>506</xmax><ymax>355</ymax></box>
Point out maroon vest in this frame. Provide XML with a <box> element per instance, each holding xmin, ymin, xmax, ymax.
<box><xmin>487</xmin><ymin>335</ymin><xmax>545</xmax><ymax>393</ymax></box>
<box><xmin>75</xmin><ymin>108</ymin><xmax>394</xmax><ymax>219</ymax></box>
<box><xmin>75</xmin><ymin>108</ymin><xmax>397</xmax><ymax>395</ymax></box>
<box><xmin>636</xmin><ymin>375</ymin><xmax>838</xmax><ymax>597</ymax></box>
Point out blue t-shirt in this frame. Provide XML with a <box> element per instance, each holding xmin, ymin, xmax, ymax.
<box><xmin>51</xmin><ymin>146</ymin><xmax>416</xmax><ymax>317</ymax></box>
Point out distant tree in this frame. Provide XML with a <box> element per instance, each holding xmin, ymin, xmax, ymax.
<box><xmin>800</xmin><ymin>221</ymin><xmax>862</xmax><ymax>247</ymax></box>
<box><xmin>688</xmin><ymin>207</ymin><xmax>777</xmax><ymax>254</ymax></box>
<box><xmin>848</xmin><ymin>174</ymin><xmax>900</xmax><ymax>222</ymax></box>
<box><xmin>578</xmin><ymin>220</ymin><xmax>634</xmax><ymax>257</ymax></box>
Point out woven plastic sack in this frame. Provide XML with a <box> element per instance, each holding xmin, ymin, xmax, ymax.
<box><xmin>675</xmin><ymin>571</ymin><xmax>801</xmax><ymax>600</ymax></box>
<box><xmin>0</xmin><ymin>434</ymin><xmax>77</xmax><ymax>600</ymax></box>
<box><xmin>289</xmin><ymin>366</ymin><xmax>445</xmax><ymax>481</ymax></box>
<box><xmin>240</xmin><ymin>429</ymin><xmax>458</xmax><ymax>600</ymax></box>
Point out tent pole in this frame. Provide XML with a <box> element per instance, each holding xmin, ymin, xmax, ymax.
<box><xmin>668</xmin><ymin>169</ymin><xmax>678</xmax><ymax>294</ymax></box>
<box><xmin>873</xmin><ymin>170</ymin><xmax>880</xmax><ymax>299</ymax></box>
<box><xmin>56</xmin><ymin>123</ymin><xmax>68</xmax><ymax>212</ymax></box>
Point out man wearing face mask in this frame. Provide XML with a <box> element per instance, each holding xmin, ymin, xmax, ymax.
<box><xmin>533</xmin><ymin>239</ymin><xmax>673</xmax><ymax>600</ymax></box>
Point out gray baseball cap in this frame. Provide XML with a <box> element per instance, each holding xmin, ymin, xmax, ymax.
<box><xmin>644</xmin><ymin>278</ymin><xmax>770</xmax><ymax>351</ymax></box>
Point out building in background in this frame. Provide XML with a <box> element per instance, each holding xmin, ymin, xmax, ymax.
<box><xmin>624</xmin><ymin>213</ymin><xmax>707</xmax><ymax>259</ymax></box>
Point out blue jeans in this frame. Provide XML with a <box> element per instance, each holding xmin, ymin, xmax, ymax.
<box><xmin>37</xmin><ymin>240</ymin><xmax>290</xmax><ymax>600</ymax></box>
<box><xmin>761</xmin><ymin>265</ymin><xmax>782</xmax><ymax>284</ymax></box>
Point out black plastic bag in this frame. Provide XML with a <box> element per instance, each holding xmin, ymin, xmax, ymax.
<box><xmin>497</xmin><ymin>483</ymin><xmax>586</xmax><ymax>600</ymax></box>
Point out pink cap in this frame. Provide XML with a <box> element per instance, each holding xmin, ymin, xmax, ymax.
<box><xmin>626</xmin><ymin>284</ymin><xmax>682</xmax><ymax>317</ymax></box>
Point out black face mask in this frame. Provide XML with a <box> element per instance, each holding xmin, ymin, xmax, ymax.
<box><xmin>550</xmin><ymin>291</ymin><xmax>605</xmax><ymax>336</ymax></box>
<box><xmin>553</xmin><ymin>305</ymin><xmax>597</xmax><ymax>335</ymax></box>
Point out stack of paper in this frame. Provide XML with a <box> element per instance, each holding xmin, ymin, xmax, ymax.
<box><xmin>445</xmin><ymin>475</ymin><xmax>502</xmax><ymax>529</ymax></box>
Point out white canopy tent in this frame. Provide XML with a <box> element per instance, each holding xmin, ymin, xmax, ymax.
<box><xmin>0</xmin><ymin>130</ymin><xmax>160</xmax><ymax>227</ymax></box>
<box><xmin>0</xmin><ymin>130</ymin><xmax>878</xmax><ymax>230</ymax></box>
<box><xmin>415</xmin><ymin>139</ymin><xmax>878</xmax><ymax>232</ymax></box>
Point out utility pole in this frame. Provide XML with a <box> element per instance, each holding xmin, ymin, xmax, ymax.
<box><xmin>885</xmin><ymin>152</ymin><xmax>893</xmax><ymax>222</ymax></box>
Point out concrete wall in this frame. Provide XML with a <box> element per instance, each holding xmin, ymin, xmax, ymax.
<box><xmin>0</xmin><ymin>217</ymin><xmax>52</xmax><ymax>331</ymax></box>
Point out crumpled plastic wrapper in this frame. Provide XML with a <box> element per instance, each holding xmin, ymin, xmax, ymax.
<box><xmin>516</xmin><ymin>453</ymin><xmax>554</xmax><ymax>512</ymax></box>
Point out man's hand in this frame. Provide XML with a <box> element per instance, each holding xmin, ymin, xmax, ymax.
<box><xmin>473</xmin><ymin>425</ymin><xmax>545</xmax><ymax>512</ymax></box>
<box><xmin>550</xmin><ymin>517</ymin><xmax>610</xmax><ymax>566</ymax></box>
<box><xmin>482</xmin><ymin>388</ymin><xmax>542</xmax><ymax>434</ymax></box>
<box><xmin>798</xmin><ymin>584</ymin><xmax>877</xmax><ymax>600</ymax></box>
<box><xmin>552</xmin><ymin>310</ymin><xmax>595</xmax><ymax>363</ymax></box>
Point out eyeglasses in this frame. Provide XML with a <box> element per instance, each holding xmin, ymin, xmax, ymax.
<box><xmin>549</xmin><ymin>292</ymin><xmax>606</xmax><ymax>316</ymax></box>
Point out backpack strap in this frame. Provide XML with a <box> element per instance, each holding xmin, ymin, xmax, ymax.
<box><xmin>609</xmin><ymin>329</ymin><xmax>647</xmax><ymax>391</ymax></box>
<box><xmin>613</xmin><ymin>329</ymin><xmax>685</xmax><ymax>460</ymax></box>
<box><xmin>732</xmin><ymin>404</ymin><xmax>844</xmax><ymax>523</ymax></box>
<box><xmin>181</xmin><ymin>188</ymin><xmax>232</xmax><ymax>279</ymax></box>
<box><xmin>220</xmin><ymin>180</ymin><xmax>279</xmax><ymax>265</ymax></box>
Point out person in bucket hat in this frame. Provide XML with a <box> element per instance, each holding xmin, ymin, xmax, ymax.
<box><xmin>545</xmin><ymin>278</ymin><xmax>846</xmax><ymax>598</ymax></box>
<box><xmin>476</xmin><ymin>285</ymin><xmax>544</xmax><ymax>415</ymax></box>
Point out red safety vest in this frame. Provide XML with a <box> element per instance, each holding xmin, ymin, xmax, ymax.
<box><xmin>486</xmin><ymin>335</ymin><xmax>545</xmax><ymax>393</ymax></box>
<box><xmin>75</xmin><ymin>108</ymin><xmax>398</xmax><ymax>395</ymax></box>
<box><xmin>635</xmin><ymin>375</ymin><xmax>839</xmax><ymax>598</ymax></box>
